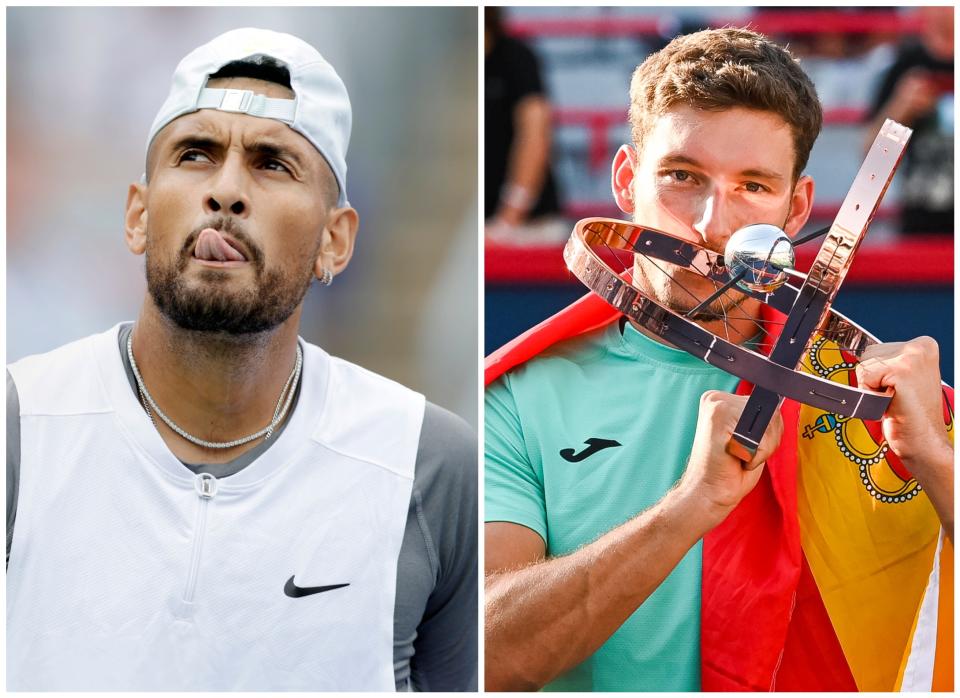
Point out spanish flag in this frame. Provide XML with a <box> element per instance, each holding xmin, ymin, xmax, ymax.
<box><xmin>485</xmin><ymin>292</ymin><xmax>953</xmax><ymax>692</ymax></box>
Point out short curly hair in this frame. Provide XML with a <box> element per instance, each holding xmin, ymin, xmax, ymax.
<box><xmin>629</xmin><ymin>27</ymin><xmax>822</xmax><ymax>182</ymax></box>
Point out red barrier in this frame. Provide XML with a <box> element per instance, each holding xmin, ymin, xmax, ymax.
<box><xmin>555</xmin><ymin>107</ymin><xmax>867</xmax><ymax>128</ymax></box>
<box><xmin>507</xmin><ymin>11</ymin><xmax>922</xmax><ymax>39</ymax></box>
<box><xmin>555</xmin><ymin>107</ymin><xmax>873</xmax><ymax>171</ymax></box>
<box><xmin>485</xmin><ymin>237</ymin><xmax>953</xmax><ymax>285</ymax></box>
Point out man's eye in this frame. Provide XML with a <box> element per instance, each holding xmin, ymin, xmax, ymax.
<box><xmin>262</xmin><ymin>159</ymin><xmax>290</xmax><ymax>173</ymax></box>
<box><xmin>179</xmin><ymin>150</ymin><xmax>211</xmax><ymax>163</ymax></box>
<box><xmin>665</xmin><ymin>170</ymin><xmax>697</xmax><ymax>184</ymax></box>
<box><xmin>744</xmin><ymin>182</ymin><xmax>766</xmax><ymax>193</ymax></box>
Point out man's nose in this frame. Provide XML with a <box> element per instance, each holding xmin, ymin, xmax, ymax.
<box><xmin>203</xmin><ymin>155</ymin><xmax>250</xmax><ymax>217</ymax></box>
<box><xmin>691</xmin><ymin>188</ymin><xmax>735</xmax><ymax>250</ymax></box>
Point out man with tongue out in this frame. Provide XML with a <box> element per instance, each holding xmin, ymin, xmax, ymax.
<box><xmin>6</xmin><ymin>28</ymin><xmax>477</xmax><ymax>691</ymax></box>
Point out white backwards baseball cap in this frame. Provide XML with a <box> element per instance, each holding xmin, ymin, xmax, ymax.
<box><xmin>146</xmin><ymin>27</ymin><xmax>351</xmax><ymax>207</ymax></box>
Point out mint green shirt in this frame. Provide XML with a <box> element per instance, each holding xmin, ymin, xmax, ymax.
<box><xmin>485</xmin><ymin>319</ymin><xmax>741</xmax><ymax>691</ymax></box>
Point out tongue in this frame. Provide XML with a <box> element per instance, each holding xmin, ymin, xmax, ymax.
<box><xmin>194</xmin><ymin>228</ymin><xmax>246</xmax><ymax>262</ymax></box>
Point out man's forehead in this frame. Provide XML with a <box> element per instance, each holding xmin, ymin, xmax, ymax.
<box><xmin>654</xmin><ymin>105</ymin><xmax>792</xmax><ymax>140</ymax></box>
<box><xmin>153</xmin><ymin>106</ymin><xmax>318</xmax><ymax>162</ymax></box>
<box><xmin>646</xmin><ymin>105</ymin><xmax>795</xmax><ymax>175</ymax></box>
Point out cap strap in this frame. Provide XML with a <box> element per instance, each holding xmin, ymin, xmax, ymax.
<box><xmin>197</xmin><ymin>88</ymin><xmax>296</xmax><ymax>124</ymax></box>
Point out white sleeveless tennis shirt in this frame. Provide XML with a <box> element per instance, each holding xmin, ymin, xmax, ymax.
<box><xmin>7</xmin><ymin>324</ymin><xmax>425</xmax><ymax>690</ymax></box>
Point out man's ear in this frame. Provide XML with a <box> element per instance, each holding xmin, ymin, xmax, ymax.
<box><xmin>612</xmin><ymin>144</ymin><xmax>638</xmax><ymax>214</ymax></box>
<box><xmin>783</xmin><ymin>174</ymin><xmax>815</xmax><ymax>237</ymax></box>
<box><xmin>313</xmin><ymin>206</ymin><xmax>360</xmax><ymax>281</ymax></box>
<box><xmin>125</xmin><ymin>182</ymin><xmax>148</xmax><ymax>255</ymax></box>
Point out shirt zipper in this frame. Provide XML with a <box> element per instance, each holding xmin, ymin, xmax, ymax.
<box><xmin>183</xmin><ymin>473</ymin><xmax>218</xmax><ymax>604</ymax></box>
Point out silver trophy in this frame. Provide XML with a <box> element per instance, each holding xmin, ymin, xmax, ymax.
<box><xmin>563</xmin><ymin>119</ymin><xmax>911</xmax><ymax>460</ymax></box>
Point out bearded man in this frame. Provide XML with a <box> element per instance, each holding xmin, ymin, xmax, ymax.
<box><xmin>7</xmin><ymin>28</ymin><xmax>477</xmax><ymax>691</ymax></box>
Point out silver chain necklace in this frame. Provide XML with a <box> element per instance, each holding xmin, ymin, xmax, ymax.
<box><xmin>127</xmin><ymin>333</ymin><xmax>302</xmax><ymax>449</ymax></box>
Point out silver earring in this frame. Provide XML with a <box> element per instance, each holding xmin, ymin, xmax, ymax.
<box><xmin>319</xmin><ymin>267</ymin><xmax>334</xmax><ymax>286</ymax></box>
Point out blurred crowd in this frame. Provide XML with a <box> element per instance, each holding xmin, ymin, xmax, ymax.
<box><xmin>485</xmin><ymin>6</ymin><xmax>954</xmax><ymax>244</ymax></box>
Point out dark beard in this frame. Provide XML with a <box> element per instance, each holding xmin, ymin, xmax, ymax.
<box><xmin>685</xmin><ymin>293</ymin><xmax>750</xmax><ymax>322</ymax></box>
<box><xmin>146</xmin><ymin>223</ymin><xmax>315</xmax><ymax>336</ymax></box>
<box><xmin>633</xmin><ymin>259</ymin><xmax>751</xmax><ymax>320</ymax></box>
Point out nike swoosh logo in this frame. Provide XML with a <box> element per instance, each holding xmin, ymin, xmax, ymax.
<box><xmin>284</xmin><ymin>575</ymin><xmax>350</xmax><ymax>598</ymax></box>
<box><xmin>560</xmin><ymin>438</ymin><xmax>622</xmax><ymax>462</ymax></box>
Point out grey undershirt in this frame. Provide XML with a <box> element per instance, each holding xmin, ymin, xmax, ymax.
<box><xmin>7</xmin><ymin>324</ymin><xmax>477</xmax><ymax>691</ymax></box>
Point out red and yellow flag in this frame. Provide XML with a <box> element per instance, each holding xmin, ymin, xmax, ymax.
<box><xmin>484</xmin><ymin>292</ymin><xmax>953</xmax><ymax>691</ymax></box>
